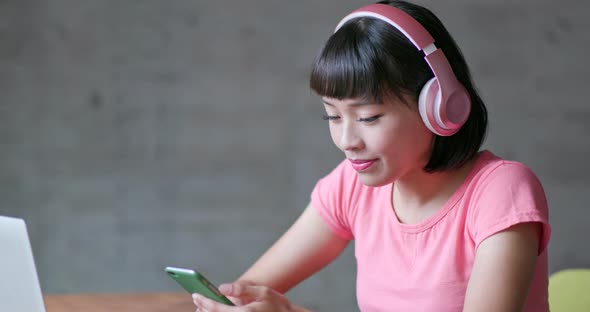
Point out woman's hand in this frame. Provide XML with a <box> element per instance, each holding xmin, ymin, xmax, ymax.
<box><xmin>192</xmin><ymin>282</ymin><xmax>310</xmax><ymax>312</ymax></box>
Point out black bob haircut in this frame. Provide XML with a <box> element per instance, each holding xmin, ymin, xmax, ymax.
<box><xmin>309</xmin><ymin>0</ymin><xmax>487</xmax><ymax>173</ymax></box>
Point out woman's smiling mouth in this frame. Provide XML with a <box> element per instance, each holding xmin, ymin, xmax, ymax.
<box><xmin>348</xmin><ymin>159</ymin><xmax>377</xmax><ymax>172</ymax></box>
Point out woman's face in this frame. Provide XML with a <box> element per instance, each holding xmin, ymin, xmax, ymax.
<box><xmin>322</xmin><ymin>94</ymin><xmax>434</xmax><ymax>186</ymax></box>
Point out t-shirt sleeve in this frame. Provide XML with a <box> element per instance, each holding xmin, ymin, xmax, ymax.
<box><xmin>468</xmin><ymin>162</ymin><xmax>551</xmax><ymax>255</ymax></box>
<box><xmin>311</xmin><ymin>160</ymin><xmax>355</xmax><ymax>240</ymax></box>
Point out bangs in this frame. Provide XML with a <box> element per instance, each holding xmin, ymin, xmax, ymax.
<box><xmin>309</xmin><ymin>20</ymin><xmax>407</xmax><ymax>103</ymax></box>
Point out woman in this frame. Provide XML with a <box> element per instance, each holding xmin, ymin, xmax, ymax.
<box><xmin>193</xmin><ymin>1</ymin><xmax>550</xmax><ymax>311</ymax></box>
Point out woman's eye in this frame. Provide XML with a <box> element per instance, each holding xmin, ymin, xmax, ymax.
<box><xmin>322</xmin><ymin>115</ymin><xmax>340</xmax><ymax>121</ymax></box>
<box><xmin>357</xmin><ymin>115</ymin><xmax>382</xmax><ymax>123</ymax></box>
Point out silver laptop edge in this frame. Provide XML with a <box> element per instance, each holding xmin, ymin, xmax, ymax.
<box><xmin>0</xmin><ymin>215</ymin><xmax>47</xmax><ymax>312</ymax></box>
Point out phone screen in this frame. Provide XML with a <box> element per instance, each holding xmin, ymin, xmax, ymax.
<box><xmin>165</xmin><ymin>266</ymin><xmax>234</xmax><ymax>306</ymax></box>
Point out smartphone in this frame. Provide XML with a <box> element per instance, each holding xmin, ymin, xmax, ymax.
<box><xmin>165</xmin><ymin>266</ymin><xmax>234</xmax><ymax>306</ymax></box>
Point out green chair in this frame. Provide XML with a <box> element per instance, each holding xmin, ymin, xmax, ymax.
<box><xmin>548</xmin><ymin>268</ymin><xmax>590</xmax><ymax>312</ymax></box>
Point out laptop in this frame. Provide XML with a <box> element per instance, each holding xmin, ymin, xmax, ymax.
<box><xmin>0</xmin><ymin>215</ymin><xmax>47</xmax><ymax>312</ymax></box>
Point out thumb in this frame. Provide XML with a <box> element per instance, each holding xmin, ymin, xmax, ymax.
<box><xmin>218</xmin><ymin>283</ymin><xmax>270</xmax><ymax>301</ymax></box>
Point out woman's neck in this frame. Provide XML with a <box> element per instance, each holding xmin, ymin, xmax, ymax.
<box><xmin>392</xmin><ymin>158</ymin><xmax>476</xmax><ymax>224</ymax></box>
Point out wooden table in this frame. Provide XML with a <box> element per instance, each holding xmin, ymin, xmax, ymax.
<box><xmin>44</xmin><ymin>292</ymin><xmax>195</xmax><ymax>312</ymax></box>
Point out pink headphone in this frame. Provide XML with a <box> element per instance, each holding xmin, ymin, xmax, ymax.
<box><xmin>335</xmin><ymin>4</ymin><xmax>471</xmax><ymax>136</ymax></box>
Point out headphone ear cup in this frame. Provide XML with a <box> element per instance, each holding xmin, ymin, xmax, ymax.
<box><xmin>443</xmin><ymin>86</ymin><xmax>471</xmax><ymax>129</ymax></box>
<box><xmin>418</xmin><ymin>77</ymin><xmax>440</xmax><ymax>135</ymax></box>
<box><xmin>418</xmin><ymin>77</ymin><xmax>467</xmax><ymax>136</ymax></box>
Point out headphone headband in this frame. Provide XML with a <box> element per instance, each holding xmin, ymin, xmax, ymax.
<box><xmin>333</xmin><ymin>3</ymin><xmax>471</xmax><ymax>136</ymax></box>
<box><xmin>335</xmin><ymin>4</ymin><xmax>435</xmax><ymax>52</ymax></box>
<box><xmin>334</xmin><ymin>4</ymin><xmax>449</xmax><ymax>83</ymax></box>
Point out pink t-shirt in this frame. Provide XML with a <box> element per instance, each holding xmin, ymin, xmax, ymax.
<box><xmin>311</xmin><ymin>150</ymin><xmax>550</xmax><ymax>312</ymax></box>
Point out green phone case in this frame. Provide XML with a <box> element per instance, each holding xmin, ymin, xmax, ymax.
<box><xmin>165</xmin><ymin>266</ymin><xmax>234</xmax><ymax>306</ymax></box>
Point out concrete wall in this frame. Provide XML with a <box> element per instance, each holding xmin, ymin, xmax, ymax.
<box><xmin>1</xmin><ymin>0</ymin><xmax>588</xmax><ymax>310</ymax></box>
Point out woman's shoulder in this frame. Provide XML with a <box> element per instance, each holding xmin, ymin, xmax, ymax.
<box><xmin>465</xmin><ymin>150</ymin><xmax>548</xmax><ymax>217</ymax></box>
<box><xmin>464</xmin><ymin>150</ymin><xmax>550</xmax><ymax>252</ymax></box>
<box><xmin>470</xmin><ymin>150</ymin><xmax>542</xmax><ymax>186</ymax></box>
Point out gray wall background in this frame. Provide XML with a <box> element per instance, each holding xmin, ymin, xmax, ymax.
<box><xmin>1</xmin><ymin>0</ymin><xmax>588</xmax><ymax>310</ymax></box>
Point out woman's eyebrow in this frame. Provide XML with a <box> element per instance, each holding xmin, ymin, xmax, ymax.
<box><xmin>322</xmin><ymin>99</ymin><xmax>380</xmax><ymax>107</ymax></box>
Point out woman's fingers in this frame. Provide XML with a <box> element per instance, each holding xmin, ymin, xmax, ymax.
<box><xmin>218</xmin><ymin>281</ymin><xmax>257</xmax><ymax>305</ymax></box>
<box><xmin>192</xmin><ymin>293</ymin><xmax>236</xmax><ymax>312</ymax></box>
<box><xmin>193</xmin><ymin>284</ymin><xmax>293</xmax><ymax>312</ymax></box>
<box><xmin>219</xmin><ymin>283</ymin><xmax>273</xmax><ymax>302</ymax></box>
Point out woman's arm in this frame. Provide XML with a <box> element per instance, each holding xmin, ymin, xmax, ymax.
<box><xmin>463</xmin><ymin>222</ymin><xmax>542</xmax><ymax>312</ymax></box>
<box><xmin>237</xmin><ymin>202</ymin><xmax>350</xmax><ymax>293</ymax></box>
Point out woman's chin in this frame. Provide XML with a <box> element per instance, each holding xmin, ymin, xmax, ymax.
<box><xmin>358</xmin><ymin>173</ymin><xmax>392</xmax><ymax>187</ymax></box>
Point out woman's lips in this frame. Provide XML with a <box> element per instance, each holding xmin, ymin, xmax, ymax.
<box><xmin>348</xmin><ymin>159</ymin><xmax>377</xmax><ymax>172</ymax></box>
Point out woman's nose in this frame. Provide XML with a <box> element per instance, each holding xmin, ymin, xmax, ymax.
<box><xmin>338</xmin><ymin>123</ymin><xmax>363</xmax><ymax>151</ymax></box>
